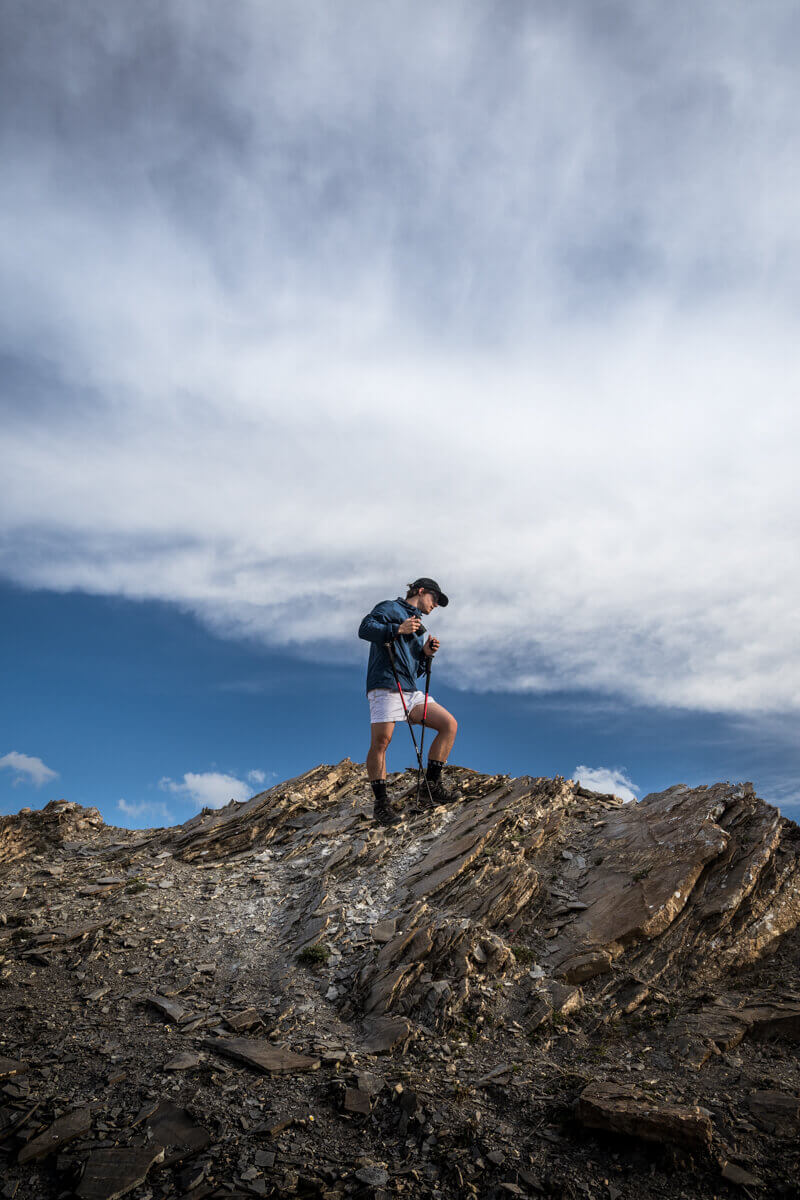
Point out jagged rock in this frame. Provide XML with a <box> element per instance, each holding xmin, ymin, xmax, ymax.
<box><xmin>177</xmin><ymin>1162</ymin><xmax>207</xmax><ymax>1191</ymax></box>
<box><xmin>360</xmin><ymin>905</ymin><xmax>514</xmax><ymax>1029</ymax></box>
<box><xmin>721</xmin><ymin>1161</ymin><xmax>762</xmax><ymax>1187</ymax></box>
<box><xmin>76</xmin><ymin>1146</ymin><xmax>165</xmax><ymax>1200</ymax></box>
<box><xmin>171</xmin><ymin>762</ymin><xmax>360</xmax><ymax>862</ymax></box>
<box><xmin>668</xmin><ymin>1004</ymin><xmax>751</xmax><ymax>1068</ymax></box>
<box><xmin>145</xmin><ymin>995</ymin><xmax>186</xmax><ymax>1023</ymax></box>
<box><xmin>739</xmin><ymin>1001</ymin><xmax>800</xmax><ymax>1041</ymax></box>
<box><xmin>224</xmin><ymin>1007</ymin><xmax>262</xmax><ymax>1032</ymax></box>
<box><xmin>26</xmin><ymin>918</ymin><xmax>115</xmax><ymax>950</ymax></box>
<box><xmin>543</xmin><ymin>979</ymin><xmax>583</xmax><ymax>1015</ymax></box>
<box><xmin>747</xmin><ymin>1090</ymin><xmax>800</xmax><ymax>1134</ymax></box>
<box><xmin>578</xmin><ymin>1083</ymin><xmax>713</xmax><ymax>1150</ymax></box>
<box><xmin>477</xmin><ymin>1064</ymin><xmax>514</xmax><ymax>1087</ymax></box>
<box><xmin>0</xmin><ymin>1058</ymin><xmax>29</xmax><ymax>1079</ymax></box>
<box><xmin>527</xmin><ymin>998</ymin><xmax>553</xmax><ymax>1030</ymax></box>
<box><xmin>354</xmin><ymin>1165</ymin><xmax>389</xmax><ymax>1187</ymax></box>
<box><xmin>556</xmin><ymin>949</ymin><xmax>613</xmax><ymax>984</ymax></box>
<box><xmin>3</xmin><ymin>761</ymin><xmax>800</xmax><ymax>1200</ymax></box>
<box><xmin>362</xmin><ymin>1015</ymin><xmax>414</xmax><ymax>1054</ymax></box>
<box><xmin>370</xmin><ymin>919</ymin><xmax>397</xmax><ymax>943</ymax></box>
<box><xmin>142</xmin><ymin>1101</ymin><xmax>211</xmax><ymax>1165</ymax></box>
<box><xmin>608</xmin><ymin>977</ymin><xmax>651</xmax><ymax>1015</ymax></box>
<box><xmin>668</xmin><ymin>999</ymin><xmax>800</xmax><ymax>1067</ymax></box>
<box><xmin>343</xmin><ymin>1087</ymin><xmax>372</xmax><ymax>1115</ymax></box>
<box><xmin>164</xmin><ymin>1051</ymin><xmax>204</xmax><ymax>1070</ymax></box>
<box><xmin>0</xmin><ymin>800</ymin><xmax>105</xmax><ymax>864</ymax></box>
<box><xmin>204</xmin><ymin>1038</ymin><xmax>321</xmax><ymax>1073</ymax></box>
<box><xmin>18</xmin><ymin>1106</ymin><xmax>92</xmax><ymax>1163</ymax></box>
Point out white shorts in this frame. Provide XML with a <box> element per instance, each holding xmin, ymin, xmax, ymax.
<box><xmin>368</xmin><ymin>688</ymin><xmax>436</xmax><ymax>724</ymax></box>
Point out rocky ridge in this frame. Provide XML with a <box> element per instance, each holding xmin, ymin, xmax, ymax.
<box><xmin>1</xmin><ymin>761</ymin><xmax>799</xmax><ymax>1199</ymax></box>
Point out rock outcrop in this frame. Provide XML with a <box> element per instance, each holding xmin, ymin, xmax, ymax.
<box><xmin>1</xmin><ymin>761</ymin><xmax>799</xmax><ymax>1198</ymax></box>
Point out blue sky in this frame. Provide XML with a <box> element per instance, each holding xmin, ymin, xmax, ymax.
<box><xmin>1</xmin><ymin>3</ymin><xmax>799</xmax><ymax>827</ymax></box>
<box><xmin>2</xmin><ymin>582</ymin><xmax>798</xmax><ymax>827</ymax></box>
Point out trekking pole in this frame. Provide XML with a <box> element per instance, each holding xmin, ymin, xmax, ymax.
<box><xmin>416</xmin><ymin>654</ymin><xmax>433</xmax><ymax>805</ymax></box>
<box><xmin>384</xmin><ymin>641</ymin><xmax>436</xmax><ymax>808</ymax></box>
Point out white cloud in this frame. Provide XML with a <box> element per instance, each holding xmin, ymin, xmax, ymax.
<box><xmin>0</xmin><ymin>752</ymin><xmax>58</xmax><ymax>787</ymax></box>
<box><xmin>247</xmin><ymin>770</ymin><xmax>267</xmax><ymax>786</ymax></box>
<box><xmin>159</xmin><ymin>771</ymin><xmax>252</xmax><ymax>810</ymax></box>
<box><xmin>117</xmin><ymin>797</ymin><xmax>171</xmax><ymax>825</ymax></box>
<box><xmin>574</xmin><ymin>765</ymin><xmax>639</xmax><ymax>804</ymax></box>
<box><xmin>1</xmin><ymin>4</ymin><xmax>799</xmax><ymax>716</ymax></box>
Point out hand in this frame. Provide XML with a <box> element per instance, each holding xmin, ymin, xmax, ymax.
<box><xmin>397</xmin><ymin>616</ymin><xmax>422</xmax><ymax>635</ymax></box>
<box><xmin>424</xmin><ymin>636</ymin><xmax>440</xmax><ymax>656</ymax></box>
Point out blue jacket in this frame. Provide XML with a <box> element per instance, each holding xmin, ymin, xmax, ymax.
<box><xmin>359</xmin><ymin>598</ymin><xmax>430</xmax><ymax>694</ymax></box>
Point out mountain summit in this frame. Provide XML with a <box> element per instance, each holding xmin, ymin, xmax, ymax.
<box><xmin>2</xmin><ymin>763</ymin><xmax>799</xmax><ymax>1198</ymax></box>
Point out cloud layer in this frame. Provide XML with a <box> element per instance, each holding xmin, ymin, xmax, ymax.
<box><xmin>159</xmin><ymin>771</ymin><xmax>258</xmax><ymax>810</ymax></box>
<box><xmin>2</xmin><ymin>2</ymin><xmax>799</xmax><ymax>714</ymax></box>
<box><xmin>0</xmin><ymin>752</ymin><xmax>58</xmax><ymax>788</ymax></box>
<box><xmin>117</xmin><ymin>797</ymin><xmax>172</xmax><ymax>825</ymax></box>
<box><xmin>574</xmin><ymin>765</ymin><xmax>639</xmax><ymax>804</ymax></box>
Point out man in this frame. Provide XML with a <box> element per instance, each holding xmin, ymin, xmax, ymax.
<box><xmin>358</xmin><ymin>577</ymin><xmax>458</xmax><ymax>826</ymax></box>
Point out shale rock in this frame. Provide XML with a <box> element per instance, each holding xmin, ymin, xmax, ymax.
<box><xmin>578</xmin><ymin>1082</ymin><xmax>713</xmax><ymax>1150</ymax></box>
<box><xmin>17</xmin><ymin>1107</ymin><xmax>92</xmax><ymax>1164</ymax></box>
<box><xmin>75</xmin><ymin>1146</ymin><xmax>164</xmax><ymax>1200</ymax></box>
<box><xmin>1</xmin><ymin>760</ymin><xmax>799</xmax><ymax>1199</ymax></box>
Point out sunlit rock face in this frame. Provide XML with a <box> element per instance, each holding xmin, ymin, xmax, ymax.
<box><xmin>2</xmin><ymin>762</ymin><xmax>799</xmax><ymax>1198</ymax></box>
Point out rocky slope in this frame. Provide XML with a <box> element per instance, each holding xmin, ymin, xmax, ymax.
<box><xmin>1</xmin><ymin>762</ymin><xmax>799</xmax><ymax>1200</ymax></box>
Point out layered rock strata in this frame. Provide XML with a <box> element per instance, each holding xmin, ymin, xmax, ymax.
<box><xmin>1</xmin><ymin>762</ymin><xmax>799</xmax><ymax>1199</ymax></box>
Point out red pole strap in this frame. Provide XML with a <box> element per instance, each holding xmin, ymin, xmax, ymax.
<box><xmin>394</xmin><ymin>676</ymin><xmax>411</xmax><ymax>721</ymax></box>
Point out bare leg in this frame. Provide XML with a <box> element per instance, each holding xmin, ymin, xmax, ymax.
<box><xmin>409</xmin><ymin>700</ymin><xmax>457</xmax><ymax>762</ymax></box>
<box><xmin>367</xmin><ymin>722</ymin><xmax>395</xmax><ymax>780</ymax></box>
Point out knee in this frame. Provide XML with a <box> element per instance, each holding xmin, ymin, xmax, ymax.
<box><xmin>446</xmin><ymin>716</ymin><xmax>458</xmax><ymax>739</ymax></box>
<box><xmin>372</xmin><ymin>731</ymin><xmax>392</xmax><ymax>753</ymax></box>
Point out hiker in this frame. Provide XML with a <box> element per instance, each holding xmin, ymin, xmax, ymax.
<box><xmin>358</xmin><ymin>577</ymin><xmax>458</xmax><ymax>826</ymax></box>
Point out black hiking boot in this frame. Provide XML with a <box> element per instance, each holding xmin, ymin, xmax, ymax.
<box><xmin>373</xmin><ymin>795</ymin><xmax>401</xmax><ymax>826</ymax></box>
<box><xmin>425</xmin><ymin>776</ymin><xmax>459</xmax><ymax>805</ymax></box>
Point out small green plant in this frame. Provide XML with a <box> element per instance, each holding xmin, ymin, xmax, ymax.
<box><xmin>126</xmin><ymin>882</ymin><xmax>147</xmax><ymax>895</ymax></box>
<box><xmin>510</xmin><ymin>944</ymin><xmax>535</xmax><ymax>965</ymax></box>
<box><xmin>632</xmin><ymin>867</ymin><xmax>650</xmax><ymax>882</ymax></box>
<box><xmin>297</xmin><ymin>942</ymin><xmax>331</xmax><ymax>966</ymax></box>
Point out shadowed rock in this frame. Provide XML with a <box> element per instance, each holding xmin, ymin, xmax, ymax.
<box><xmin>18</xmin><ymin>1107</ymin><xmax>92</xmax><ymax>1164</ymax></box>
<box><xmin>748</xmin><ymin>1090</ymin><xmax>800</xmax><ymax>1135</ymax></box>
<box><xmin>140</xmin><ymin>1101</ymin><xmax>210</xmax><ymax>1166</ymax></box>
<box><xmin>0</xmin><ymin>1057</ymin><xmax>29</xmax><ymax>1079</ymax></box>
<box><xmin>578</xmin><ymin>1082</ymin><xmax>713</xmax><ymax>1150</ymax></box>
<box><xmin>76</xmin><ymin>1146</ymin><xmax>165</xmax><ymax>1200</ymax></box>
<box><xmin>204</xmin><ymin>1037</ymin><xmax>321</xmax><ymax>1074</ymax></box>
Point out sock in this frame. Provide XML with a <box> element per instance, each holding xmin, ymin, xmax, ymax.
<box><xmin>370</xmin><ymin>780</ymin><xmax>388</xmax><ymax>803</ymax></box>
<box><xmin>426</xmin><ymin>759</ymin><xmax>444</xmax><ymax>782</ymax></box>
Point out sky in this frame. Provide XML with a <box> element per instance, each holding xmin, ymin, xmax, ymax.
<box><xmin>1</xmin><ymin>2</ymin><xmax>799</xmax><ymax>827</ymax></box>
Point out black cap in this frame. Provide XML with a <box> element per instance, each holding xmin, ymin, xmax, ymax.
<box><xmin>408</xmin><ymin>577</ymin><xmax>449</xmax><ymax>607</ymax></box>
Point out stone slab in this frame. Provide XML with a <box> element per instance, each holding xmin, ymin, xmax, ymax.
<box><xmin>203</xmin><ymin>1038</ymin><xmax>320</xmax><ymax>1074</ymax></box>
<box><xmin>76</xmin><ymin>1146</ymin><xmax>164</xmax><ymax>1200</ymax></box>
<box><xmin>578</xmin><ymin>1082</ymin><xmax>713</xmax><ymax>1151</ymax></box>
<box><xmin>0</xmin><ymin>1058</ymin><xmax>29</xmax><ymax>1079</ymax></box>
<box><xmin>18</xmin><ymin>1107</ymin><xmax>92</xmax><ymax>1164</ymax></box>
<box><xmin>362</xmin><ymin>1015</ymin><xmax>414</xmax><ymax>1054</ymax></box>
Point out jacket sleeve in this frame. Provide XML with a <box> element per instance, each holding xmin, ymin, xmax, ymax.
<box><xmin>359</xmin><ymin>603</ymin><xmax>399</xmax><ymax>645</ymax></box>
